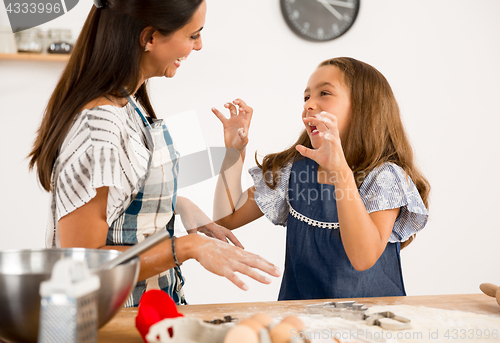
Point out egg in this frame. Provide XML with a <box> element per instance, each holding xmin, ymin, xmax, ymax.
<box><xmin>280</xmin><ymin>316</ymin><xmax>305</xmax><ymax>332</ymax></box>
<box><xmin>240</xmin><ymin>318</ymin><xmax>265</xmax><ymax>333</ymax></box>
<box><xmin>224</xmin><ymin>325</ymin><xmax>259</xmax><ymax>343</ymax></box>
<box><xmin>269</xmin><ymin>322</ymin><xmax>296</xmax><ymax>343</ymax></box>
<box><xmin>251</xmin><ymin>312</ymin><xmax>273</xmax><ymax>328</ymax></box>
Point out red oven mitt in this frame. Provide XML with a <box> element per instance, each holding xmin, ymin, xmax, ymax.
<box><xmin>136</xmin><ymin>290</ymin><xmax>184</xmax><ymax>342</ymax></box>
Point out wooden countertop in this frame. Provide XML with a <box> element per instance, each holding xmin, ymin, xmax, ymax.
<box><xmin>97</xmin><ymin>293</ymin><xmax>500</xmax><ymax>342</ymax></box>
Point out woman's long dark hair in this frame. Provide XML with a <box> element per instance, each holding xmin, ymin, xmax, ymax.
<box><xmin>28</xmin><ymin>0</ymin><xmax>204</xmax><ymax>191</ymax></box>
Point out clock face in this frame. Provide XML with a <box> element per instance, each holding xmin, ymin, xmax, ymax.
<box><xmin>280</xmin><ymin>0</ymin><xmax>360</xmax><ymax>42</ymax></box>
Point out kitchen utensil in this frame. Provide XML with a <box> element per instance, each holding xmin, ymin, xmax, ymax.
<box><xmin>146</xmin><ymin>317</ymin><xmax>234</xmax><ymax>343</ymax></box>
<box><xmin>306</xmin><ymin>300</ymin><xmax>367</xmax><ymax>320</ymax></box>
<box><xmin>136</xmin><ymin>289</ymin><xmax>184</xmax><ymax>342</ymax></box>
<box><xmin>365</xmin><ymin>311</ymin><xmax>412</xmax><ymax>330</ymax></box>
<box><xmin>38</xmin><ymin>259</ymin><xmax>100</xmax><ymax>343</ymax></box>
<box><xmin>0</xmin><ymin>248</ymin><xmax>139</xmax><ymax>343</ymax></box>
<box><xmin>305</xmin><ymin>302</ymin><xmax>411</xmax><ymax>330</ymax></box>
<box><xmin>479</xmin><ymin>282</ymin><xmax>500</xmax><ymax>306</ymax></box>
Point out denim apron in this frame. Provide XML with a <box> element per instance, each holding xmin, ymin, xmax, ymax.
<box><xmin>107</xmin><ymin>95</ymin><xmax>186</xmax><ymax>307</ymax></box>
<box><xmin>279</xmin><ymin>158</ymin><xmax>406</xmax><ymax>300</ymax></box>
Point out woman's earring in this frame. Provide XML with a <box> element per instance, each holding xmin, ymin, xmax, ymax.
<box><xmin>145</xmin><ymin>46</ymin><xmax>150</xmax><ymax>52</ymax></box>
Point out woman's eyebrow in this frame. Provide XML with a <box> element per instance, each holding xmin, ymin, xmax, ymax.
<box><xmin>192</xmin><ymin>27</ymin><xmax>204</xmax><ymax>34</ymax></box>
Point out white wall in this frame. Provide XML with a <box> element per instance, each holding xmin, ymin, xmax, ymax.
<box><xmin>1</xmin><ymin>0</ymin><xmax>499</xmax><ymax>305</ymax></box>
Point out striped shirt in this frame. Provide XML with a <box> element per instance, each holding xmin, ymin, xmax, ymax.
<box><xmin>249</xmin><ymin>161</ymin><xmax>428</xmax><ymax>243</ymax></box>
<box><xmin>47</xmin><ymin>104</ymin><xmax>150</xmax><ymax>247</ymax></box>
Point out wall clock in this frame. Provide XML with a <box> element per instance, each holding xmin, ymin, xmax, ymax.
<box><xmin>280</xmin><ymin>0</ymin><xmax>360</xmax><ymax>42</ymax></box>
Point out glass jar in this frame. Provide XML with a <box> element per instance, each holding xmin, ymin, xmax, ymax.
<box><xmin>47</xmin><ymin>29</ymin><xmax>73</xmax><ymax>54</ymax></box>
<box><xmin>15</xmin><ymin>28</ymin><xmax>43</xmax><ymax>53</ymax></box>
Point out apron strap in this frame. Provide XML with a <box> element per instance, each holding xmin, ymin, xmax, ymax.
<box><xmin>123</xmin><ymin>93</ymin><xmax>152</xmax><ymax>129</ymax></box>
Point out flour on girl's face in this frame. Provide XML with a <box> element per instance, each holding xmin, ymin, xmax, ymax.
<box><xmin>302</xmin><ymin>65</ymin><xmax>352</xmax><ymax>149</ymax></box>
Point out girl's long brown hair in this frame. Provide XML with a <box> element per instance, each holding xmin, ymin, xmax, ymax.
<box><xmin>28</xmin><ymin>0</ymin><xmax>203</xmax><ymax>191</ymax></box>
<box><xmin>256</xmin><ymin>57</ymin><xmax>430</xmax><ymax>248</ymax></box>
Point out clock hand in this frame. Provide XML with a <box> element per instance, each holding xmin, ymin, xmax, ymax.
<box><xmin>316</xmin><ymin>0</ymin><xmax>343</xmax><ymax>20</ymax></box>
<box><xmin>322</xmin><ymin>0</ymin><xmax>355</xmax><ymax>9</ymax></box>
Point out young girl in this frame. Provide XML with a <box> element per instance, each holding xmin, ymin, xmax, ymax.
<box><xmin>212</xmin><ymin>57</ymin><xmax>430</xmax><ymax>300</ymax></box>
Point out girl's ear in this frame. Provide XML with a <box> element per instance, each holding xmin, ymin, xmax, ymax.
<box><xmin>140</xmin><ymin>26</ymin><xmax>157</xmax><ymax>50</ymax></box>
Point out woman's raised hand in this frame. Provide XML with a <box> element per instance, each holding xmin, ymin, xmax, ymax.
<box><xmin>212</xmin><ymin>99</ymin><xmax>253</xmax><ymax>152</ymax></box>
<box><xmin>193</xmin><ymin>234</ymin><xmax>281</xmax><ymax>291</ymax></box>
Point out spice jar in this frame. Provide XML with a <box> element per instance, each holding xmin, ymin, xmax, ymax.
<box><xmin>15</xmin><ymin>28</ymin><xmax>43</xmax><ymax>53</ymax></box>
<box><xmin>47</xmin><ymin>29</ymin><xmax>73</xmax><ymax>54</ymax></box>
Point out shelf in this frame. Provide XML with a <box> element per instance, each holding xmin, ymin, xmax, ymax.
<box><xmin>0</xmin><ymin>53</ymin><xmax>70</xmax><ymax>62</ymax></box>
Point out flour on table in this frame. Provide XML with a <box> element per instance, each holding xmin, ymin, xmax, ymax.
<box><xmin>280</xmin><ymin>304</ymin><xmax>500</xmax><ymax>343</ymax></box>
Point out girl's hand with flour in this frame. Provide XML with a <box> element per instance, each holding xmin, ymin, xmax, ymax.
<box><xmin>176</xmin><ymin>196</ymin><xmax>244</xmax><ymax>248</ymax></box>
<box><xmin>296</xmin><ymin>111</ymin><xmax>351</xmax><ymax>176</ymax></box>
<box><xmin>212</xmin><ymin>99</ymin><xmax>253</xmax><ymax>152</ymax></box>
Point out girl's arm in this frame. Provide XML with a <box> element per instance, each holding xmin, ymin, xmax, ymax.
<box><xmin>175</xmin><ymin>196</ymin><xmax>244</xmax><ymax>248</ymax></box>
<box><xmin>59</xmin><ymin>187</ymin><xmax>279</xmax><ymax>290</ymax></box>
<box><xmin>298</xmin><ymin>112</ymin><xmax>399</xmax><ymax>271</ymax></box>
<box><xmin>215</xmin><ymin>186</ymin><xmax>264</xmax><ymax>230</ymax></box>
<box><xmin>328</xmin><ymin>169</ymin><xmax>400</xmax><ymax>271</ymax></box>
<box><xmin>212</xmin><ymin>99</ymin><xmax>263</xmax><ymax>229</ymax></box>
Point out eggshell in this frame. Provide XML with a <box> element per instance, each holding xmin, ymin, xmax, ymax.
<box><xmin>240</xmin><ymin>318</ymin><xmax>265</xmax><ymax>333</ymax></box>
<box><xmin>269</xmin><ymin>322</ymin><xmax>296</xmax><ymax>343</ymax></box>
<box><xmin>251</xmin><ymin>312</ymin><xmax>273</xmax><ymax>328</ymax></box>
<box><xmin>280</xmin><ymin>316</ymin><xmax>305</xmax><ymax>332</ymax></box>
<box><xmin>224</xmin><ymin>325</ymin><xmax>259</xmax><ymax>343</ymax></box>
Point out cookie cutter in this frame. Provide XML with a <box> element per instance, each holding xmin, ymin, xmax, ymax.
<box><xmin>365</xmin><ymin>311</ymin><xmax>412</xmax><ymax>331</ymax></box>
<box><xmin>204</xmin><ymin>315</ymin><xmax>238</xmax><ymax>325</ymax></box>
<box><xmin>306</xmin><ymin>303</ymin><xmax>411</xmax><ymax>330</ymax></box>
<box><xmin>306</xmin><ymin>301</ymin><xmax>368</xmax><ymax>320</ymax></box>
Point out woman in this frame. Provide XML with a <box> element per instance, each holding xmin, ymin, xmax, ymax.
<box><xmin>28</xmin><ymin>0</ymin><xmax>280</xmax><ymax>306</ymax></box>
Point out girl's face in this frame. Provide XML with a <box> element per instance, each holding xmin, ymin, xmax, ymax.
<box><xmin>302</xmin><ymin>65</ymin><xmax>352</xmax><ymax>149</ymax></box>
<box><xmin>141</xmin><ymin>1</ymin><xmax>206</xmax><ymax>80</ymax></box>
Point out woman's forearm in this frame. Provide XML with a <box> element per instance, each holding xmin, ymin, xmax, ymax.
<box><xmin>101</xmin><ymin>234</ymin><xmax>200</xmax><ymax>281</ymax></box>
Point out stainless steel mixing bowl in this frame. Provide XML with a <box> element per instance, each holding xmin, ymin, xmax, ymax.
<box><xmin>0</xmin><ymin>248</ymin><xmax>140</xmax><ymax>343</ymax></box>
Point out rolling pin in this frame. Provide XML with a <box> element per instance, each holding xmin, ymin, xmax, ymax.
<box><xmin>479</xmin><ymin>283</ymin><xmax>500</xmax><ymax>306</ymax></box>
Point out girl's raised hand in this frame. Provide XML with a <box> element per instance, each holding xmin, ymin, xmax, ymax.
<box><xmin>212</xmin><ymin>99</ymin><xmax>253</xmax><ymax>152</ymax></box>
<box><xmin>296</xmin><ymin>111</ymin><xmax>350</xmax><ymax>174</ymax></box>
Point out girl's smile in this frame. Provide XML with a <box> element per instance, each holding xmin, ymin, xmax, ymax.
<box><xmin>307</xmin><ymin>117</ymin><xmax>319</xmax><ymax>136</ymax></box>
<box><xmin>302</xmin><ymin>65</ymin><xmax>351</xmax><ymax>149</ymax></box>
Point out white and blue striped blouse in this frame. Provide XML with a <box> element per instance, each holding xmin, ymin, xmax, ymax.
<box><xmin>249</xmin><ymin>161</ymin><xmax>428</xmax><ymax>243</ymax></box>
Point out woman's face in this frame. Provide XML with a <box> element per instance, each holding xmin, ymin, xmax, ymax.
<box><xmin>302</xmin><ymin>65</ymin><xmax>352</xmax><ymax>149</ymax></box>
<box><xmin>142</xmin><ymin>0</ymin><xmax>206</xmax><ymax>79</ymax></box>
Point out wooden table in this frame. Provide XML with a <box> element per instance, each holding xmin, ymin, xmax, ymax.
<box><xmin>97</xmin><ymin>294</ymin><xmax>500</xmax><ymax>342</ymax></box>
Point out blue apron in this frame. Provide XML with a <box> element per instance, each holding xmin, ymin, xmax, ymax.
<box><xmin>278</xmin><ymin>158</ymin><xmax>406</xmax><ymax>300</ymax></box>
<box><xmin>107</xmin><ymin>95</ymin><xmax>186</xmax><ymax>306</ymax></box>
